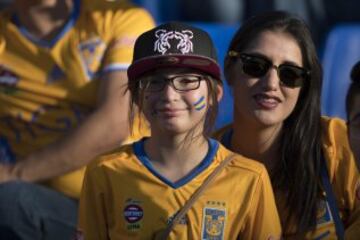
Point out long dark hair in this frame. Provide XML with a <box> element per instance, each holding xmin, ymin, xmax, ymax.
<box><xmin>224</xmin><ymin>11</ymin><xmax>323</xmax><ymax>235</ymax></box>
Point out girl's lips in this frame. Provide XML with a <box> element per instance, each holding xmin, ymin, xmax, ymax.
<box><xmin>156</xmin><ymin>108</ymin><xmax>185</xmax><ymax>117</ymax></box>
<box><xmin>253</xmin><ymin>94</ymin><xmax>281</xmax><ymax>110</ymax></box>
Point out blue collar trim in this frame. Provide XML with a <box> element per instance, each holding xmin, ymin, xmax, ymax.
<box><xmin>133</xmin><ymin>138</ymin><xmax>219</xmax><ymax>189</ymax></box>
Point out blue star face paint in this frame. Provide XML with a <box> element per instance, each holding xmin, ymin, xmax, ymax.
<box><xmin>193</xmin><ymin>96</ymin><xmax>206</xmax><ymax>111</ymax></box>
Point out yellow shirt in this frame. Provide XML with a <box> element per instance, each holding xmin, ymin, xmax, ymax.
<box><xmin>0</xmin><ymin>0</ymin><xmax>154</xmax><ymax>198</ymax></box>
<box><xmin>78</xmin><ymin>138</ymin><xmax>282</xmax><ymax>239</ymax></box>
<box><xmin>214</xmin><ymin>117</ymin><xmax>360</xmax><ymax>239</ymax></box>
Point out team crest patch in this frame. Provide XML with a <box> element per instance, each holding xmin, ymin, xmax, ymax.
<box><xmin>0</xmin><ymin>65</ymin><xmax>19</xmax><ymax>86</ymax></box>
<box><xmin>78</xmin><ymin>37</ymin><xmax>106</xmax><ymax>80</ymax></box>
<box><xmin>201</xmin><ymin>207</ymin><xmax>226</xmax><ymax>240</ymax></box>
<box><xmin>316</xmin><ymin>199</ymin><xmax>333</xmax><ymax>226</ymax></box>
<box><xmin>123</xmin><ymin>199</ymin><xmax>144</xmax><ymax>231</ymax></box>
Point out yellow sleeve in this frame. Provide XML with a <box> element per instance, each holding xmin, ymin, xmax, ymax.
<box><xmin>241</xmin><ymin>167</ymin><xmax>282</xmax><ymax>239</ymax></box>
<box><xmin>102</xmin><ymin>8</ymin><xmax>155</xmax><ymax>71</ymax></box>
<box><xmin>78</xmin><ymin>163</ymin><xmax>108</xmax><ymax>240</ymax></box>
<box><xmin>323</xmin><ymin>117</ymin><xmax>360</xmax><ymax>239</ymax></box>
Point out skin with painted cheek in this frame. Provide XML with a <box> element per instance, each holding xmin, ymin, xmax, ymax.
<box><xmin>193</xmin><ymin>96</ymin><xmax>206</xmax><ymax>111</ymax></box>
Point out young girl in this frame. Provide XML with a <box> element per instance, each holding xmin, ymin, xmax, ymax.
<box><xmin>78</xmin><ymin>22</ymin><xmax>281</xmax><ymax>239</ymax></box>
<box><xmin>215</xmin><ymin>11</ymin><xmax>360</xmax><ymax>239</ymax></box>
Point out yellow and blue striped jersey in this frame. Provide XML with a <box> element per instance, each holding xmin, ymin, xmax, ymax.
<box><xmin>214</xmin><ymin>117</ymin><xmax>360</xmax><ymax>239</ymax></box>
<box><xmin>78</xmin><ymin>138</ymin><xmax>282</xmax><ymax>239</ymax></box>
<box><xmin>0</xmin><ymin>0</ymin><xmax>154</xmax><ymax>198</ymax></box>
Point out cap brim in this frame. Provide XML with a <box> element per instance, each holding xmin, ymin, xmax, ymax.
<box><xmin>128</xmin><ymin>55</ymin><xmax>221</xmax><ymax>81</ymax></box>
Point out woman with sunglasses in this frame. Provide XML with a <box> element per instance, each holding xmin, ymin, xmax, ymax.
<box><xmin>347</xmin><ymin>60</ymin><xmax>360</xmax><ymax>167</ymax></box>
<box><xmin>214</xmin><ymin>11</ymin><xmax>360</xmax><ymax>239</ymax></box>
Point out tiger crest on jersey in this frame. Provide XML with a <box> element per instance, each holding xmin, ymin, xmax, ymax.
<box><xmin>78</xmin><ymin>37</ymin><xmax>106</xmax><ymax>79</ymax></box>
<box><xmin>201</xmin><ymin>207</ymin><xmax>226</xmax><ymax>240</ymax></box>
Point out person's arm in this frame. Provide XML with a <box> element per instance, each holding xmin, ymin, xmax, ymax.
<box><xmin>240</xmin><ymin>166</ymin><xmax>282</xmax><ymax>239</ymax></box>
<box><xmin>0</xmin><ymin>70</ymin><xmax>130</xmax><ymax>182</ymax></box>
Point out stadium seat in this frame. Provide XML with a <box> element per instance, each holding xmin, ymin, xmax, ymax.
<box><xmin>132</xmin><ymin>0</ymin><xmax>181</xmax><ymax>22</ymax></box>
<box><xmin>192</xmin><ymin>23</ymin><xmax>239</xmax><ymax>129</ymax></box>
<box><xmin>321</xmin><ymin>24</ymin><xmax>360</xmax><ymax>119</ymax></box>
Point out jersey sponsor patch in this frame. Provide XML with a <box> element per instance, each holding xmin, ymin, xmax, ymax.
<box><xmin>78</xmin><ymin>37</ymin><xmax>106</xmax><ymax>80</ymax></box>
<box><xmin>0</xmin><ymin>65</ymin><xmax>19</xmax><ymax>86</ymax></box>
<box><xmin>123</xmin><ymin>199</ymin><xmax>143</xmax><ymax>231</ymax></box>
<box><xmin>201</xmin><ymin>207</ymin><xmax>226</xmax><ymax>240</ymax></box>
<box><xmin>316</xmin><ymin>199</ymin><xmax>333</xmax><ymax>227</ymax></box>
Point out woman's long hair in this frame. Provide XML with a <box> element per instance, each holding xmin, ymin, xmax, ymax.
<box><xmin>224</xmin><ymin>11</ymin><xmax>323</xmax><ymax>235</ymax></box>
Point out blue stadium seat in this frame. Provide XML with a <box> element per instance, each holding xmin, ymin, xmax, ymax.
<box><xmin>132</xmin><ymin>0</ymin><xmax>181</xmax><ymax>22</ymax></box>
<box><xmin>321</xmin><ymin>24</ymin><xmax>360</xmax><ymax>120</ymax></box>
<box><xmin>192</xmin><ymin>23</ymin><xmax>239</xmax><ymax>129</ymax></box>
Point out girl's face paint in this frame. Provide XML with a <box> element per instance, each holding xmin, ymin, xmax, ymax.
<box><xmin>193</xmin><ymin>96</ymin><xmax>206</xmax><ymax>111</ymax></box>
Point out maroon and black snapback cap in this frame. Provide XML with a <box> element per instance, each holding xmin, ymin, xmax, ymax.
<box><xmin>127</xmin><ymin>22</ymin><xmax>221</xmax><ymax>81</ymax></box>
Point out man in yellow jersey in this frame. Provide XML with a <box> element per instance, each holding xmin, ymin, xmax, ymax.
<box><xmin>0</xmin><ymin>0</ymin><xmax>154</xmax><ymax>239</ymax></box>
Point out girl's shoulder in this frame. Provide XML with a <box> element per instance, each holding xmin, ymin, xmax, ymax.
<box><xmin>86</xmin><ymin>143</ymin><xmax>135</xmax><ymax>172</ymax></box>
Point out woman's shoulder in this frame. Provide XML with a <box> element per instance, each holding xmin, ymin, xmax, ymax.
<box><xmin>217</xmin><ymin>143</ymin><xmax>268</xmax><ymax>178</ymax></box>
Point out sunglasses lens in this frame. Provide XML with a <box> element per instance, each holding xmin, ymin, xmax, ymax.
<box><xmin>239</xmin><ymin>53</ymin><xmax>308</xmax><ymax>88</ymax></box>
<box><xmin>242</xmin><ymin>57</ymin><xmax>269</xmax><ymax>78</ymax></box>
<box><xmin>279</xmin><ymin>65</ymin><xmax>306</xmax><ymax>87</ymax></box>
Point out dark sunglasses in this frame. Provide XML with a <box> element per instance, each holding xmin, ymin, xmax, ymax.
<box><xmin>229</xmin><ymin>51</ymin><xmax>310</xmax><ymax>88</ymax></box>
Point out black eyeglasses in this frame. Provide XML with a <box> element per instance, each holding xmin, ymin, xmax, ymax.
<box><xmin>139</xmin><ymin>74</ymin><xmax>205</xmax><ymax>92</ymax></box>
<box><xmin>229</xmin><ymin>51</ymin><xmax>310</xmax><ymax>88</ymax></box>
